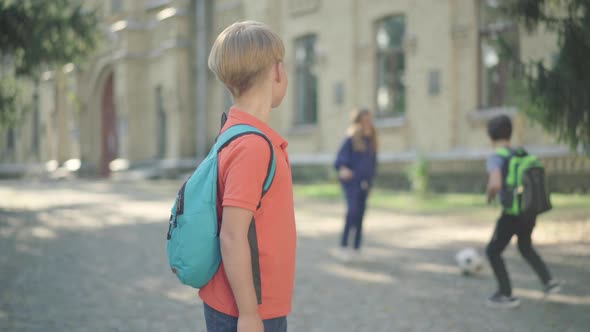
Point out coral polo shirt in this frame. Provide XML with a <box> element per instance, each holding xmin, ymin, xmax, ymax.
<box><xmin>199</xmin><ymin>108</ymin><xmax>297</xmax><ymax>319</ymax></box>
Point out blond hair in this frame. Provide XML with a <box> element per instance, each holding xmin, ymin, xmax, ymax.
<box><xmin>208</xmin><ymin>21</ymin><xmax>285</xmax><ymax>97</ymax></box>
<box><xmin>348</xmin><ymin>108</ymin><xmax>378</xmax><ymax>152</ymax></box>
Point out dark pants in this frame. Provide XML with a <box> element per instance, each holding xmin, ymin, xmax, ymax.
<box><xmin>340</xmin><ymin>183</ymin><xmax>369</xmax><ymax>250</ymax></box>
<box><xmin>204</xmin><ymin>304</ymin><xmax>287</xmax><ymax>332</ymax></box>
<box><xmin>485</xmin><ymin>213</ymin><xmax>552</xmax><ymax>296</ymax></box>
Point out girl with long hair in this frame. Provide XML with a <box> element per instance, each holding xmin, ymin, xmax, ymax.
<box><xmin>334</xmin><ymin>108</ymin><xmax>378</xmax><ymax>259</ymax></box>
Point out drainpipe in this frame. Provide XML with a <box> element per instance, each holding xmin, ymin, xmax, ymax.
<box><xmin>194</xmin><ymin>0</ymin><xmax>209</xmax><ymax>157</ymax></box>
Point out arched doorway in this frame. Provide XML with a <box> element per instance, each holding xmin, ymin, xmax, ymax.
<box><xmin>100</xmin><ymin>72</ymin><xmax>118</xmax><ymax>177</ymax></box>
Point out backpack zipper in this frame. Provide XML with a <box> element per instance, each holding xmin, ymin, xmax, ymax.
<box><xmin>167</xmin><ymin>214</ymin><xmax>173</xmax><ymax>240</ymax></box>
<box><xmin>174</xmin><ymin>181</ymin><xmax>188</xmax><ymax>228</ymax></box>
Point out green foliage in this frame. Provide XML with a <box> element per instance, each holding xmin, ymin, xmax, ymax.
<box><xmin>0</xmin><ymin>0</ymin><xmax>99</xmax><ymax>75</ymax></box>
<box><xmin>501</xmin><ymin>0</ymin><xmax>590</xmax><ymax>152</ymax></box>
<box><xmin>0</xmin><ymin>0</ymin><xmax>99</xmax><ymax>126</ymax></box>
<box><xmin>293</xmin><ymin>182</ymin><xmax>590</xmax><ymax>216</ymax></box>
<box><xmin>406</xmin><ymin>155</ymin><xmax>430</xmax><ymax>198</ymax></box>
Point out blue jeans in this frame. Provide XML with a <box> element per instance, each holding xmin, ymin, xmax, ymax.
<box><xmin>203</xmin><ymin>304</ymin><xmax>287</xmax><ymax>332</ymax></box>
<box><xmin>340</xmin><ymin>182</ymin><xmax>369</xmax><ymax>250</ymax></box>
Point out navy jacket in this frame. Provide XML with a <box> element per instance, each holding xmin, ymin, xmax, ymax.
<box><xmin>334</xmin><ymin>137</ymin><xmax>377</xmax><ymax>185</ymax></box>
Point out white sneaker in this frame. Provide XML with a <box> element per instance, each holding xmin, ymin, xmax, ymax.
<box><xmin>350</xmin><ymin>249</ymin><xmax>362</xmax><ymax>261</ymax></box>
<box><xmin>544</xmin><ymin>280</ymin><xmax>564</xmax><ymax>296</ymax></box>
<box><xmin>486</xmin><ymin>292</ymin><xmax>521</xmax><ymax>309</ymax></box>
<box><xmin>350</xmin><ymin>250</ymin><xmax>375</xmax><ymax>262</ymax></box>
<box><xmin>334</xmin><ymin>247</ymin><xmax>352</xmax><ymax>262</ymax></box>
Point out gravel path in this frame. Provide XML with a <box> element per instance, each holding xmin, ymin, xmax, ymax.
<box><xmin>1</xmin><ymin>179</ymin><xmax>588</xmax><ymax>332</ymax></box>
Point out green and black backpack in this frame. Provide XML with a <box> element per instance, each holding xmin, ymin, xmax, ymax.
<box><xmin>497</xmin><ymin>147</ymin><xmax>552</xmax><ymax>216</ymax></box>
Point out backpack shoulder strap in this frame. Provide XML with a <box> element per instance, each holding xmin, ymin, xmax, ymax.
<box><xmin>215</xmin><ymin>124</ymin><xmax>277</xmax><ymax>198</ymax></box>
<box><xmin>513</xmin><ymin>147</ymin><xmax>528</xmax><ymax>157</ymax></box>
<box><xmin>495</xmin><ymin>147</ymin><xmax>514</xmax><ymax>184</ymax></box>
<box><xmin>495</xmin><ymin>147</ymin><xmax>512</xmax><ymax>158</ymax></box>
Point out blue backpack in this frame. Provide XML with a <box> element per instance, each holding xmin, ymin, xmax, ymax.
<box><xmin>166</xmin><ymin>124</ymin><xmax>276</xmax><ymax>288</ymax></box>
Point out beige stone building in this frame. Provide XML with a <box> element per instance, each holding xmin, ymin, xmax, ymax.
<box><xmin>2</xmin><ymin>0</ymin><xmax>589</xmax><ymax>190</ymax></box>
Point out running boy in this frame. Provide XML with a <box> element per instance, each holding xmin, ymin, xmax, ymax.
<box><xmin>485</xmin><ymin>115</ymin><xmax>561</xmax><ymax>308</ymax></box>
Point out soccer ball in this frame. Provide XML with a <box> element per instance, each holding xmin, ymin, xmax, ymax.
<box><xmin>455</xmin><ymin>247</ymin><xmax>484</xmax><ymax>276</ymax></box>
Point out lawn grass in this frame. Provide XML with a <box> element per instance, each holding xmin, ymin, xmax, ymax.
<box><xmin>293</xmin><ymin>182</ymin><xmax>590</xmax><ymax>218</ymax></box>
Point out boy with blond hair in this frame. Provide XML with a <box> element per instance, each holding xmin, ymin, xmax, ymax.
<box><xmin>199</xmin><ymin>21</ymin><xmax>296</xmax><ymax>332</ymax></box>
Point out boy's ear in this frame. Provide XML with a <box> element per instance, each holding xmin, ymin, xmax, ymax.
<box><xmin>274</xmin><ymin>62</ymin><xmax>283</xmax><ymax>84</ymax></box>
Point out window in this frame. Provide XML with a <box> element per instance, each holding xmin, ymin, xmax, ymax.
<box><xmin>375</xmin><ymin>15</ymin><xmax>406</xmax><ymax>117</ymax></box>
<box><xmin>478</xmin><ymin>0</ymin><xmax>520</xmax><ymax>109</ymax></box>
<box><xmin>294</xmin><ymin>35</ymin><xmax>318</xmax><ymax>125</ymax></box>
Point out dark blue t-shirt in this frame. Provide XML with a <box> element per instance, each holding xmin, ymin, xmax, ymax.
<box><xmin>487</xmin><ymin>154</ymin><xmax>504</xmax><ymax>174</ymax></box>
<box><xmin>334</xmin><ymin>136</ymin><xmax>377</xmax><ymax>184</ymax></box>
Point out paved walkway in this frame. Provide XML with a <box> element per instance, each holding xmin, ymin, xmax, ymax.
<box><xmin>0</xmin><ymin>179</ymin><xmax>589</xmax><ymax>332</ymax></box>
